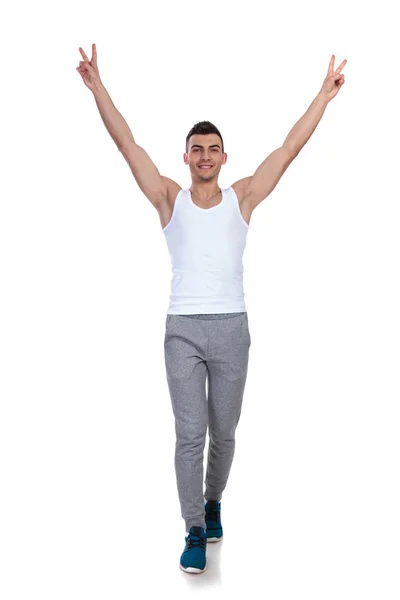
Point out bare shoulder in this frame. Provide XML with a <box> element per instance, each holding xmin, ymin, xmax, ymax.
<box><xmin>231</xmin><ymin>176</ymin><xmax>253</xmax><ymax>203</ymax></box>
<box><xmin>231</xmin><ymin>176</ymin><xmax>254</xmax><ymax>226</ymax></box>
<box><xmin>157</xmin><ymin>176</ymin><xmax>182</xmax><ymax>230</ymax></box>
<box><xmin>160</xmin><ymin>176</ymin><xmax>182</xmax><ymax>204</ymax></box>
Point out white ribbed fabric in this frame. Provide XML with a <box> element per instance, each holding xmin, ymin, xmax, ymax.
<box><xmin>162</xmin><ymin>187</ymin><xmax>249</xmax><ymax>314</ymax></box>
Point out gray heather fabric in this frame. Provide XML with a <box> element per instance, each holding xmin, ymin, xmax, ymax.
<box><xmin>164</xmin><ymin>312</ymin><xmax>251</xmax><ymax>532</ymax></box>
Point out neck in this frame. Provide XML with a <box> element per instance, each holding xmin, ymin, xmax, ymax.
<box><xmin>189</xmin><ymin>182</ymin><xmax>221</xmax><ymax>201</ymax></box>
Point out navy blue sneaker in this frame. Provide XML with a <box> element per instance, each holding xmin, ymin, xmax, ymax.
<box><xmin>205</xmin><ymin>500</ymin><xmax>223</xmax><ymax>542</ymax></box>
<box><xmin>179</xmin><ymin>526</ymin><xmax>207</xmax><ymax>573</ymax></box>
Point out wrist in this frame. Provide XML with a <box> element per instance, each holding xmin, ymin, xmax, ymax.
<box><xmin>92</xmin><ymin>79</ymin><xmax>105</xmax><ymax>95</ymax></box>
<box><xmin>317</xmin><ymin>91</ymin><xmax>331</xmax><ymax>106</ymax></box>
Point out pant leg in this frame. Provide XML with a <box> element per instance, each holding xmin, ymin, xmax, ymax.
<box><xmin>204</xmin><ymin>313</ymin><xmax>251</xmax><ymax>502</ymax></box>
<box><xmin>164</xmin><ymin>315</ymin><xmax>209</xmax><ymax>532</ymax></box>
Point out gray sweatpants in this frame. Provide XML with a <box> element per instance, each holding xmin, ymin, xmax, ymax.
<box><xmin>164</xmin><ymin>312</ymin><xmax>251</xmax><ymax>532</ymax></box>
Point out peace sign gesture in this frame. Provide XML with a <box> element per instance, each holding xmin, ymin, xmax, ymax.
<box><xmin>76</xmin><ymin>43</ymin><xmax>102</xmax><ymax>92</ymax></box>
<box><xmin>319</xmin><ymin>55</ymin><xmax>347</xmax><ymax>101</ymax></box>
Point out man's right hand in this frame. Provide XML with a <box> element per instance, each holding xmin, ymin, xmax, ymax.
<box><xmin>76</xmin><ymin>43</ymin><xmax>102</xmax><ymax>92</ymax></box>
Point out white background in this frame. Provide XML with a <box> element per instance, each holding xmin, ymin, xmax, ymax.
<box><xmin>1</xmin><ymin>0</ymin><xmax>399</xmax><ymax>598</ymax></box>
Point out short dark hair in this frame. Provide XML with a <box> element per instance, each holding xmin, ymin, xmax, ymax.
<box><xmin>186</xmin><ymin>121</ymin><xmax>224</xmax><ymax>154</ymax></box>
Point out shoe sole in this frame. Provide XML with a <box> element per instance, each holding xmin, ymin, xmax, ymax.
<box><xmin>207</xmin><ymin>535</ymin><xmax>223</xmax><ymax>542</ymax></box>
<box><xmin>180</xmin><ymin>563</ymin><xmax>207</xmax><ymax>574</ymax></box>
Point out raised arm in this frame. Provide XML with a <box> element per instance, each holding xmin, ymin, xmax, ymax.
<box><xmin>76</xmin><ymin>43</ymin><xmax>169</xmax><ymax>207</ymax></box>
<box><xmin>235</xmin><ymin>55</ymin><xmax>347</xmax><ymax>212</ymax></box>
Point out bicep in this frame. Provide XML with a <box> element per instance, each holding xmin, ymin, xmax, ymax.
<box><xmin>120</xmin><ymin>141</ymin><xmax>166</xmax><ymax>207</ymax></box>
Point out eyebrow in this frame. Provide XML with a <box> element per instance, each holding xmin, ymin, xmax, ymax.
<box><xmin>190</xmin><ymin>144</ymin><xmax>221</xmax><ymax>150</ymax></box>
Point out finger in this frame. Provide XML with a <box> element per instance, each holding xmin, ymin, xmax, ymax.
<box><xmin>79</xmin><ymin>47</ymin><xmax>90</xmax><ymax>62</ymax></box>
<box><xmin>333</xmin><ymin>70</ymin><xmax>344</xmax><ymax>80</ymax></box>
<box><xmin>328</xmin><ymin>54</ymin><xmax>335</xmax><ymax>74</ymax></box>
<box><xmin>91</xmin><ymin>43</ymin><xmax>97</xmax><ymax>65</ymax></box>
<box><xmin>335</xmin><ymin>59</ymin><xmax>347</xmax><ymax>73</ymax></box>
<box><xmin>78</xmin><ymin>60</ymin><xmax>92</xmax><ymax>73</ymax></box>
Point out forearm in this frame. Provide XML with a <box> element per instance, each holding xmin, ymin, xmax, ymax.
<box><xmin>283</xmin><ymin>92</ymin><xmax>330</xmax><ymax>156</ymax></box>
<box><xmin>92</xmin><ymin>81</ymin><xmax>135</xmax><ymax>150</ymax></box>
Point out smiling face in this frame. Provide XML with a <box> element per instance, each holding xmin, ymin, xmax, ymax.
<box><xmin>184</xmin><ymin>134</ymin><xmax>227</xmax><ymax>181</ymax></box>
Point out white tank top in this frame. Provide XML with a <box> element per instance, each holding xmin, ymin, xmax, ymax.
<box><xmin>162</xmin><ymin>186</ymin><xmax>249</xmax><ymax>314</ymax></box>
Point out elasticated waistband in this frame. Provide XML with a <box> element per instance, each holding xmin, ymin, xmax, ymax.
<box><xmin>176</xmin><ymin>312</ymin><xmax>246</xmax><ymax>320</ymax></box>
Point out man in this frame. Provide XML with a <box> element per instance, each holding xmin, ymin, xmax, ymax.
<box><xmin>77</xmin><ymin>45</ymin><xmax>346</xmax><ymax>574</ymax></box>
